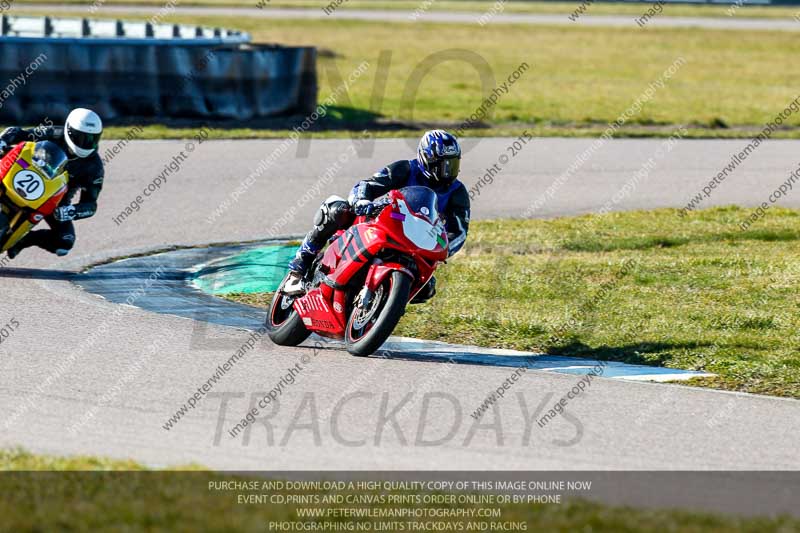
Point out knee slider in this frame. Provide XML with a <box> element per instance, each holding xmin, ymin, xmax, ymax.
<box><xmin>329</xmin><ymin>201</ymin><xmax>353</xmax><ymax>227</ymax></box>
<box><xmin>315</xmin><ymin>197</ymin><xmax>352</xmax><ymax>229</ymax></box>
<box><xmin>312</xmin><ymin>206</ymin><xmax>326</xmax><ymax>228</ymax></box>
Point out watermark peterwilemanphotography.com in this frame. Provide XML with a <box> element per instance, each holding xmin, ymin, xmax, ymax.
<box><xmin>112</xmin><ymin>124</ymin><xmax>215</xmax><ymax>227</ymax></box>
<box><xmin>468</xmin><ymin>131</ymin><xmax>533</xmax><ymax>201</ymax></box>
<box><xmin>568</xmin><ymin>0</ymin><xmax>595</xmax><ymax>22</ymax></box>
<box><xmin>0</xmin><ymin>317</ymin><xmax>21</xmax><ymax>348</ymax></box>
<box><xmin>679</xmin><ymin>94</ymin><xmax>800</xmax><ymax>217</ymax></box>
<box><xmin>101</xmin><ymin>125</ymin><xmax>144</xmax><ymax>165</ymax></box>
<box><xmin>409</xmin><ymin>0</ymin><xmax>435</xmax><ymax>20</ymax></box>
<box><xmin>0</xmin><ymin>53</ymin><xmax>47</xmax><ymax>109</ymax></box>
<box><xmin>635</xmin><ymin>0</ymin><xmax>666</xmax><ymax>28</ymax></box>
<box><xmin>162</xmin><ymin>326</ymin><xmax>270</xmax><ymax>431</ymax></box>
<box><xmin>738</xmin><ymin>161</ymin><xmax>800</xmax><ymax>231</ymax></box>
<box><xmin>322</xmin><ymin>0</ymin><xmax>348</xmax><ymax>15</ymax></box>
<box><xmin>477</xmin><ymin>0</ymin><xmax>507</xmax><ymax>26</ymax></box>
<box><xmin>470</xmin><ymin>361</ymin><xmax>535</xmax><ymax>420</ymax></box>
<box><xmin>538</xmin><ymin>360</ymin><xmax>610</xmax><ymax>429</ymax></box>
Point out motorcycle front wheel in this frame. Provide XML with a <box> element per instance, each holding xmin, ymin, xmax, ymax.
<box><xmin>345</xmin><ymin>271</ymin><xmax>411</xmax><ymax>357</ymax></box>
<box><xmin>0</xmin><ymin>209</ymin><xmax>10</xmax><ymax>250</ymax></box>
<box><xmin>266</xmin><ymin>277</ymin><xmax>312</xmax><ymax>346</ymax></box>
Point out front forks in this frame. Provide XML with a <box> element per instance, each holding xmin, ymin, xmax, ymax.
<box><xmin>354</xmin><ymin>285</ymin><xmax>373</xmax><ymax>310</ymax></box>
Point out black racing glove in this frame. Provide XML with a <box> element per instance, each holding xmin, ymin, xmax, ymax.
<box><xmin>353</xmin><ymin>200</ymin><xmax>380</xmax><ymax>216</ymax></box>
<box><xmin>0</xmin><ymin>127</ymin><xmax>21</xmax><ymax>153</ymax></box>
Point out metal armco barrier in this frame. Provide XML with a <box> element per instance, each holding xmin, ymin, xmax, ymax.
<box><xmin>0</xmin><ymin>16</ymin><xmax>317</xmax><ymax>122</ymax></box>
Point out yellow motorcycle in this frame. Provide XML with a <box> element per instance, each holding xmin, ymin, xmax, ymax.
<box><xmin>0</xmin><ymin>140</ymin><xmax>69</xmax><ymax>253</ymax></box>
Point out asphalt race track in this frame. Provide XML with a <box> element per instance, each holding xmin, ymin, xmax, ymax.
<box><xmin>1</xmin><ymin>138</ymin><xmax>799</xmax><ymax>483</ymax></box>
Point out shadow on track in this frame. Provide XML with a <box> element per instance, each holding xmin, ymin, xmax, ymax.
<box><xmin>0</xmin><ymin>267</ymin><xmax>186</xmax><ymax>282</ymax></box>
<box><xmin>0</xmin><ymin>267</ymin><xmax>77</xmax><ymax>281</ymax></box>
<box><xmin>548</xmin><ymin>340</ymin><xmax>716</xmax><ymax>368</ymax></box>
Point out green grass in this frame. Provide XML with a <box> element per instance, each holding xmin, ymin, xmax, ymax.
<box><xmin>96</xmin><ymin>124</ymin><xmax>800</xmax><ymax>141</ymax></box>
<box><xmin>231</xmin><ymin>207</ymin><xmax>800</xmax><ymax>398</ymax></box>
<box><xmin>15</xmin><ymin>10</ymin><xmax>800</xmax><ymax>139</ymax></box>
<box><xmin>1</xmin><ymin>448</ymin><xmax>150</xmax><ymax>470</ymax></box>
<box><xmin>17</xmin><ymin>0</ymin><xmax>800</xmax><ymax>20</ymax></box>
<box><xmin>3</xmin><ymin>447</ymin><xmax>800</xmax><ymax>532</ymax></box>
<box><xmin>220</xmin><ymin>18</ymin><xmax>800</xmax><ymax>130</ymax></box>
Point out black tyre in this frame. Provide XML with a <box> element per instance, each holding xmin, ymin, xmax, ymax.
<box><xmin>345</xmin><ymin>271</ymin><xmax>411</xmax><ymax>357</ymax></box>
<box><xmin>0</xmin><ymin>209</ymin><xmax>9</xmax><ymax>251</ymax></box>
<box><xmin>266</xmin><ymin>278</ymin><xmax>311</xmax><ymax>346</ymax></box>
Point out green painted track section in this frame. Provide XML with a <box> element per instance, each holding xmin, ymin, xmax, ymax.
<box><xmin>192</xmin><ymin>244</ymin><xmax>296</xmax><ymax>295</ymax></box>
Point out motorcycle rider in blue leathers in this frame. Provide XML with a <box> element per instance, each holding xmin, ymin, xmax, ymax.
<box><xmin>284</xmin><ymin>130</ymin><xmax>471</xmax><ymax>302</ymax></box>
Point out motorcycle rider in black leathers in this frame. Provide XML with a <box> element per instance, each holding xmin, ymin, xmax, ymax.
<box><xmin>284</xmin><ymin>130</ymin><xmax>470</xmax><ymax>302</ymax></box>
<box><xmin>1</xmin><ymin>108</ymin><xmax>104</xmax><ymax>259</ymax></box>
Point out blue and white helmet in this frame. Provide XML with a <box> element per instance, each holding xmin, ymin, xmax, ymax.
<box><xmin>417</xmin><ymin>129</ymin><xmax>461</xmax><ymax>187</ymax></box>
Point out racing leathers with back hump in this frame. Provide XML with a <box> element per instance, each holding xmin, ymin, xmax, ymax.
<box><xmin>289</xmin><ymin>158</ymin><xmax>471</xmax><ymax>301</ymax></box>
<box><xmin>0</xmin><ymin>126</ymin><xmax>104</xmax><ymax>256</ymax></box>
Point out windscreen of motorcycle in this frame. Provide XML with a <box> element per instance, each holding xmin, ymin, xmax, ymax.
<box><xmin>398</xmin><ymin>186</ymin><xmax>440</xmax><ymax>222</ymax></box>
<box><xmin>31</xmin><ymin>141</ymin><xmax>68</xmax><ymax>179</ymax></box>
<box><xmin>396</xmin><ymin>198</ymin><xmax>442</xmax><ymax>251</ymax></box>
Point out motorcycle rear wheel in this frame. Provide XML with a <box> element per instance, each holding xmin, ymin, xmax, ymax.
<box><xmin>0</xmin><ymin>209</ymin><xmax>9</xmax><ymax>249</ymax></box>
<box><xmin>345</xmin><ymin>271</ymin><xmax>411</xmax><ymax>357</ymax></box>
<box><xmin>266</xmin><ymin>277</ymin><xmax>312</xmax><ymax>346</ymax></box>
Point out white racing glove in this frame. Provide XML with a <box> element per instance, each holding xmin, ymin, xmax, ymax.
<box><xmin>53</xmin><ymin>205</ymin><xmax>77</xmax><ymax>222</ymax></box>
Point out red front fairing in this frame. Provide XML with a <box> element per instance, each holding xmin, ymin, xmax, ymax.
<box><xmin>293</xmin><ymin>287</ymin><xmax>345</xmax><ymax>336</ymax></box>
<box><xmin>292</xmin><ymin>189</ymin><xmax>449</xmax><ymax>339</ymax></box>
<box><xmin>0</xmin><ymin>143</ymin><xmax>25</xmax><ymax>180</ymax></box>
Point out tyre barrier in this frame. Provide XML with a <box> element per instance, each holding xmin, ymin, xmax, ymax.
<box><xmin>0</xmin><ymin>15</ymin><xmax>317</xmax><ymax>122</ymax></box>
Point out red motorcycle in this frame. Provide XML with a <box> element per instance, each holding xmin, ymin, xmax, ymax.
<box><xmin>267</xmin><ymin>186</ymin><xmax>449</xmax><ymax>356</ymax></box>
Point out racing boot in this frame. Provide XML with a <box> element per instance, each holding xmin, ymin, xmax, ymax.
<box><xmin>5</xmin><ymin>237</ymin><xmax>28</xmax><ymax>260</ymax></box>
<box><xmin>5</xmin><ymin>245</ymin><xmax>21</xmax><ymax>260</ymax></box>
<box><xmin>6</xmin><ymin>246</ymin><xmax>22</xmax><ymax>259</ymax></box>
<box><xmin>410</xmin><ymin>276</ymin><xmax>436</xmax><ymax>304</ymax></box>
<box><xmin>283</xmin><ymin>239</ymin><xmax>320</xmax><ymax>295</ymax></box>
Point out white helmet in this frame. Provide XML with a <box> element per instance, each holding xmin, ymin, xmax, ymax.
<box><xmin>64</xmin><ymin>108</ymin><xmax>102</xmax><ymax>158</ymax></box>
